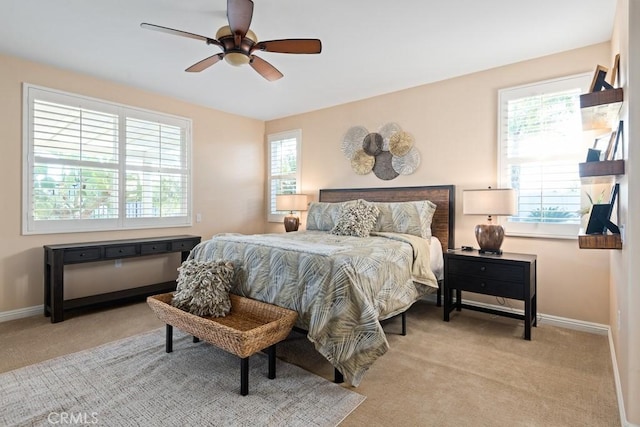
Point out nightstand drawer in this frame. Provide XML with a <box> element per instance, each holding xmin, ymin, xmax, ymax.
<box><xmin>447</xmin><ymin>274</ymin><xmax>524</xmax><ymax>299</ymax></box>
<box><xmin>447</xmin><ymin>258</ymin><xmax>524</xmax><ymax>282</ymax></box>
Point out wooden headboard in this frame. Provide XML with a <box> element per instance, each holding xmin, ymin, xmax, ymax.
<box><xmin>318</xmin><ymin>185</ymin><xmax>455</xmax><ymax>253</ymax></box>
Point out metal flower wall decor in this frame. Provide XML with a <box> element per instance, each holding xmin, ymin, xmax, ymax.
<box><xmin>341</xmin><ymin>123</ymin><xmax>420</xmax><ymax>180</ymax></box>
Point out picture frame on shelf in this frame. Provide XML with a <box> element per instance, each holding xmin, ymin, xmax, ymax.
<box><xmin>609</xmin><ymin>54</ymin><xmax>620</xmax><ymax>87</ymax></box>
<box><xmin>585</xmin><ymin>204</ymin><xmax>616</xmax><ymax>234</ymax></box>
<box><xmin>592</xmin><ymin>134</ymin><xmax>610</xmax><ymax>160</ymax></box>
<box><xmin>589</xmin><ymin>65</ymin><xmax>612</xmax><ymax>92</ymax></box>
<box><xmin>610</xmin><ymin>120</ymin><xmax>623</xmax><ymax>160</ymax></box>
<box><xmin>586</xmin><ymin>148</ymin><xmax>601</xmax><ymax>162</ymax></box>
<box><xmin>603</xmin><ymin>130</ymin><xmax>618</xmax><ymax>161</ymax></box>
<box><xmin>610</xmin><ymin>183</ymin><xmax>619</xmax><ymax>208</ymax></box>
<box><xmin>585</xmin><ymin>184</ymin><xmax>620</xmax><ymax>235</ymax></box>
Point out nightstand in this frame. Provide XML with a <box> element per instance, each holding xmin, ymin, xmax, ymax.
<box><xmin>443</xmin><ymin>250</ymin><xmax>537</xmax><ymax>340</ymax></box>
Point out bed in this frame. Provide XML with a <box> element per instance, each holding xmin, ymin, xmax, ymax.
<box><xmin>188</xmin><ymin>185</ymin><xmax>455</xmax><ymax>386</ymax></box>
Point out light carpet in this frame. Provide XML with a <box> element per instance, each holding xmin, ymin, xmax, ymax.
<box><xmin>1</xmin><ymin>328</ymin><xmax>365</xmax><ymax>427</ymax></box>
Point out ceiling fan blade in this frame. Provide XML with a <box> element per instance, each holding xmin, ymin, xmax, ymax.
<box><xmin>185</xmin><ymin>53</ymin><xmax>225</xmax><ymax>72</ymax></box>
<box><xmin>140</xmin><ymin>23</ymin><xmax>222</xmax><ymax>48</ymax></box>
<box><xmin>249</xmin><ymin>55</ymin><xmax>283</xmax><ymax>81</ymax></box>
<box><xmin>227</xmin><ymin>0</ymin><xmax>254</xmax><ymax>37</ymax></box>
<box><xmin>254</xmin><ymin>39</ymin><xmax>322</xmax><ymax>54</ymax></box>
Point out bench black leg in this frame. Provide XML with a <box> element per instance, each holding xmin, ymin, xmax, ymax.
<box><xmin>267</xmin><ymin>344</ymin><xmax>276</xmax><ymax>379</ymax></box>
<box><xmin>240</xmin><ymin>357</ymin><xmax>249</xmax><ymax>396</ymax></box>
<box><xmin>165</xmin><ymin>324</ymin><xmax>173</xmax><ymax>353</ymax></box>
<box><xmin>334</xmin><ymin>368</ymin><xmax>344</xmax><ymax>384</ymax></box>
<box><xmin>401</xmin><ymin>311</ymin><xmax>407</xmax><ymax>336</ymax></box>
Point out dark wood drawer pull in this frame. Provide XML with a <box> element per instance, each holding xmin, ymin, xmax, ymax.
<box><xmin>152</xmin><ymin>246</ymin><xmax>157</xmax><ymax>250</ymax></box>
<box><xmin>480</xmin><ymin>266</ymin><xmax>486</xmax><ymax>272</ymax></box>
<box><xmin>80</xmin><ymin>253</ymin><xmax>85</xmax><ymax>257</ymax></box>
<box><xmin>480</xmin><ymin>282</ymin><xmax>486</xmax><ymax>288</ymax></box>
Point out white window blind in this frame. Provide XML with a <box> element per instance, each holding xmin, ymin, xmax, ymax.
<box><xmin>23</xmin><ymin>84</ymin><xmax>192</xmax><ymax>234</ymax></box>
<box><xmin>267</xmin><ymin>130</ymin><xmax>301</xmax><ymax>222</ymax></box>
<box><xmin>498</xmin><ymin>73</ymin><xmax>591</xmax><ymax>238</ymax></box>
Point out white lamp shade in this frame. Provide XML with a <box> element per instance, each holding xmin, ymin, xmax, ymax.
<box><xmin>276</xmin><ymin>194</ymin><xmax>308</xmax><ymax>212</ymax></box>
<box><xmin>463</xmin><ymin>188</ymin><xmax>517</xmax><ymax>216</ymax></box>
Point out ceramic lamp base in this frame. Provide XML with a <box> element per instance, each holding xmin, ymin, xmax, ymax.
<box><xmin>283</xmin><ymin>215</ymin><xmax>300</xmax><ymax>232</ymax></box>
<box><xmin>474</xmin><ymin>224</ymin><xmax>505</xmax><ymax>255</ymax></box>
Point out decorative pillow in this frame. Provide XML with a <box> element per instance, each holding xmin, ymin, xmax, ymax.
<box><xmin>330</xmin><ymin>199</ymin><xmax>380</xmax><ymax>237</ymax></box>
<box><xmin>374</xmin><ymin>200</ymin><xmax>437</xmax><ymax>240</ymax></box>
<box><xmin>306</xmin><ymin>200</ymin><xmax>356</xmax><ymax>231</ymax></box>
<box><xmin>171</xmin><ymin>259</ymin><xmax>235</xmax><ymax>317</ymax></box>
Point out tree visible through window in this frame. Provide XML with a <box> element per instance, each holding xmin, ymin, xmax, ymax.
<box><xmin>498</xmin><ymin>73</ymin><xmax>592</xmax><ymax>238</ymax></box>
<box><xmin>23</xmin><ymin>84</ymin><xmax>192</xmax><ymax>234</ymax></box>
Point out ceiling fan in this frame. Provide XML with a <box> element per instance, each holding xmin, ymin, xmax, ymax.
<box><xmin>141</xmin><ymin>0</ymin><xmax>322</xmax><ymax>81</ymax></box>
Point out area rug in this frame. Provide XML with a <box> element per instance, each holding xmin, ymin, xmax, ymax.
<box><xmin>1</xmin><ymin>328</ymin><xmax>365</xmax><ymax>426</ymax></box>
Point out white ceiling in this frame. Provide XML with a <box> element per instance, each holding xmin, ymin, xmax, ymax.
<box><xmin>0</xmin><ymin>0</ymin><xmax>616</xmax><ymax>121</ymax></box>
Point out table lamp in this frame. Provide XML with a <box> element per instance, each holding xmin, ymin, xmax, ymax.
<box><xmin>463</xmin><ymin>188</ymin><xmax>517</xmax><ymax>255</ymax></box>
<box><xmin>276</xmin><ymin>194</ymin><xmax>308</xmax><ymax>232</ymax></box>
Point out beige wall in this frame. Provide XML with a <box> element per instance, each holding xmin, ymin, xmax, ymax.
<box><xmin>0</xmin><ymin>54</ymin><xmax>266</xmax><ymax>313</ymax></box>
<box><xmin>266</xmin><ymin>43</ymin><xmax>613</xmax><ymax>325</ymax></box>
<box><xmin>610</xmin><ymin>0</ymin><xmax>640</xmax><ymax>423</ymax></box>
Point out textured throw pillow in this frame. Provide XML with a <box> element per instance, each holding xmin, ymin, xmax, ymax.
<box><xmin>171</xmin><ymin>259</ymin><xmax>235</xmax><ymax>317</ymax></box>
<box><xmin>374</xmin><ymin>200</ymin><xmax>437</xmax><ymax>240</ymax></box>
<box><xmin>330</xmin><ymin>199</ymin><xmax>380</xmax><ymax>237</ymax></box>
<box><xmin>306</xmin><ymin>200</ymin><xmax>357</xmax><ymax>231</ymax></box>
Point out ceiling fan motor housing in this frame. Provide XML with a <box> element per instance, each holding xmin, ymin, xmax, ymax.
<box><xmin>215</xmin><ymin>25</ymin><xmax>256</xmax><ymax>66</ymax></box>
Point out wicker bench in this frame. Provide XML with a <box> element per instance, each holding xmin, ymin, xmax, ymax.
<box><xmin>147</xmin><ymin>293</ymin><xmax>297</xmax><ymax>396</ymax></box>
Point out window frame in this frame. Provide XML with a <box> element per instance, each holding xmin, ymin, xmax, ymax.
<box><xmin>497</xmin><ymin>72</ymin><xmax>592</xmax><ymax>239</ymax></box>
<box><xmin>22</xmin><ymin>83</ymin><xmax>193</xmax><ymax>235</ymax></box>
<box><xmin>266</xmin><ymin>129</ymin><xmax>302</xmax><ymax>223</ymax></box>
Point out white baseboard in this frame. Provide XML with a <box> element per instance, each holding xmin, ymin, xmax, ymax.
<box><xmin>423</xmin><ymin>294</ymin><xmax>609</xmax><ymax>335</ymax></box>
<box><xmin>609</xmin><ymin>329</ymin><xmax>638</xmax><ymax>427</ymax></box>
<box><xmin>0</xmin><ymin>305</ymin><xmax>43</xmax><ymax>323</ymax></box>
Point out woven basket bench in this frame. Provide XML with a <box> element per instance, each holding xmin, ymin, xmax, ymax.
<box><xmin>147</xmin><ymin>292</ymin><xmax>297</xmax><ymax>396</ymax></box>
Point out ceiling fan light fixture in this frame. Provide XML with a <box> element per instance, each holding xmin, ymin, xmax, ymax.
<box><xmin>224</xmin><ymin>52</ymin><xmax>250</xmax><ymax>66</ymax></box>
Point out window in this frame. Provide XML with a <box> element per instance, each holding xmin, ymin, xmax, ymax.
<box><xmin>267</xmin><ymin>130</ymin><xmax>301</xmax><ymax>222</ymax></box>
<box><xmin>498</xmin><ymin>73</ymin><xmax>592</xmax><ymax>239</ymax></box>
<box><xmin>23</xmin><ymin>84</ymin><xmax>192</xmax><ymax>234</ymax></box>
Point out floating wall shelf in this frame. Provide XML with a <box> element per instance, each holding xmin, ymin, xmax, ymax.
<box><xmin>578</xmin><ymin>159</ymin><xmax>625</xmax><ymax>183</ymax></box>
<box><xmin>578</xmin><ymin>233</ymin><xmax>622</xmax><ymax>250</ymax></box>
<box><xmin>580</xmin><ymin>88</ymin><xmax>624</xmax><ymax>131</ymax></box>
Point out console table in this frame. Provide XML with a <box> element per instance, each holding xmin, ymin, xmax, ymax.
<box><xmin>43</xmin><ymin>235</ymin><xmax>201</xmax><ymax>323</ymax></box>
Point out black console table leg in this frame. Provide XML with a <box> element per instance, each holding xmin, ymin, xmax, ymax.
<box><xmin>166</xmin><ymin>324</ymin><xmax>173</xmax><ymax>353</ymax></box>
<box><xmin>193</xmin><ymin>336</ymin><xmax>200</xmax><ymax>343</ymax></box>
<box><xmin>240</xmin><ymin>357</ymin><xmax>249</xmax><ymax>396</ymax></box>
<box><xmin>49</xmin><ymin>250</ymin><xmax>64</xmax><ymax>323</ymax></box>
<box><xmin>267</xmin><ymin>344</ymin><xmax>276</xmax><ymax>379</ymax></box>
<box><xmin>334</xmin><ymin>368</ymin><xmax>344</xmax><ymax>384</ymax></box>
<box><xmin>401</xmin><ymin>312</ymin><xmax>407</xmax><ymax>336</ymax></box>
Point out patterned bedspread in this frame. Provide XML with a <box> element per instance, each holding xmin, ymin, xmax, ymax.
<box><xmin>188</xmin><ymin>230</ymin><xmax>437</xmax><ymax>386</ymax></box>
